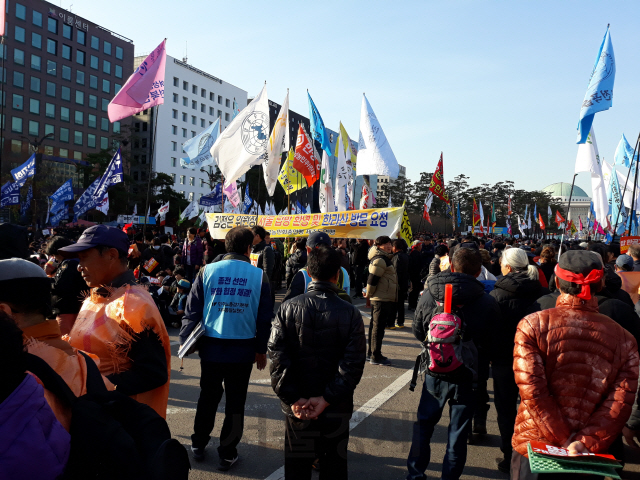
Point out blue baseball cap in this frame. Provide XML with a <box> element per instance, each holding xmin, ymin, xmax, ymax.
<box><xmin>58</xmin><ymin>225</ymin><xmax>130</xmax><ymax>257</ymax></box>
<box><xmin>308</xmin><ymin>231</ymin><xmax>331</xmax><ymax>248</ymax></box>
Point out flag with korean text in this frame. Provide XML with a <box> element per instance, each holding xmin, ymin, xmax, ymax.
<box><xmin>243</xmin><ymin>184</ymin><xmax>253</xmax><ymax>214</ymax></box>
<box><xmin>357</xmin><ymin>94</ymin><xmax>399</xmax><ymax>178</ymax></box>
<box><xmin>614</xmin><ymin>133</ymin><xmax>635</xmax><ymax>168</ymax></box>
<box><xmin>429</xmin><ymin>153</ymin><xmax>448</xmax><ymax>202</ymax></box>
<box><xmin>96</xmin><ymin>193</ymin><xmax>109</xmax><ymax>215</ymax></box>
<box><xmin>293</xmin><ymin>124</ymin><xmax>320</xmax><ymax>187</ymax></box>
<box><xmin>308</xmin><ymin>92</ymin><xmax>332</xmax><ymax>156</ymax></box>
<box><xmin>264</xmin><ymin>91</ymin><xmax>289</xmax><ymax>196</ymax></box>
<box><xmin>180</xmin><ymin>118</ymin><xmax>220</xmax><ymax>170</ymax></box>
<box><xmin>575</xmin><ymin>127</ymin><xmax>608</xmax><ymax>225</ymax></box>
<box><xmin>11</xmin><ymin>154</ymin><xmax>36</xmax><ymax>187</ymax></box>
<box><xmin>319</xmin><ymin>151</ymin><xmax>335</xmax><ymax>213</ymax></box>
<box><xmin>50</xmin><ymin>179</ymin><xmax>74</xmax><ymax>214</ymax></box>
<box><xmin>20</xmin><ymin>185</ymin><xmax>33</xmax><ymax>216</ymax></box>
<box><xmin>224</xmin><ymin>181</ymin><xmax>241</xmax><ymax>208</ymax></box>
<box><xmin>334</xmin><ymin>123</ymin><xmax>353</xmax><ymax>211</ymax></box>
<box><xmin>577</xmin><ymin>27</ymin><xmax>615</xmax><ymax>143</ymax></box>
<box><xmin>278</xmin><ymin>147</ymin><xmax>307</xmax><ymax>195</ymax></box>
<box><xmin>73</xmin><ymin>176</ymin><xmax>101</xmax><ymax>220</ymax></box>
<box><xmin>92</xmin><ymin>148</ymin><xmax>123</xmax><ymax>200</ymax></box>
<box><xmin>108</xmin><ymin>39</ymin><xmax>166</xmax><ymax>122</ymax></box>
<box><xmin>1</xmin><ymin>181</ymin><xmax>20</xmax><ymax>207</ymax></box>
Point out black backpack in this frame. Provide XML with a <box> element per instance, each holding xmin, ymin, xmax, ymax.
<box><xmin>25</xmin><ymin>352</ymin><xmax>190</xmax><ymax>480</ymax></box>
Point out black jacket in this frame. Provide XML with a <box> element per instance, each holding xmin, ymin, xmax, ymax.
<box><xmin>414</xmin><ymin>271</ymin><xmax>499</xmax><ymax>381</ymax></box>
<box><xmin>352</xmin><ymin>241</ymin><xmax>369</xmax><ymax>267</ymax></box>
<box><xmin>269</xmin><ymin>281</ymin><xmax>365</xmax><ymax>416</ymax></box>
<box><xmin>51</xmin><ymin>258</ymin><xmax>88</xmax><ymax>315</ymax></box>
<box><xmin>140</xmin><ymin>246</ymin><xmax>166</xmax><ymax>277</ymax></box>
<box><xmin>408</xmin><ymin>249</ymin><xmax>422</xmax><ymax>281</ymax></box>
<box><xmin>489</xmin><ymin>272</ymin><xmax>545</xmax><ymax>365</ymax></box>
<box><xmin>285</xmin><ymin>249</ymin><xmax>307</xmax><ymax>288</ymax></box>
<box><xmin>392</xmin><ymin>251</ymin><xmax>410</xmax><ymax>292</ymax></box>
<box><xmin>252</xmin><ymin>241</ymin><xmax>275</xmax><ymax>280</ymax></box>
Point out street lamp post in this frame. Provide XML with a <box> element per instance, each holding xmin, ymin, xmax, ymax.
<box><xmin>21</xmin><ymin>133</ymin><xmax>54</xmax><ymax>228</ymax></box>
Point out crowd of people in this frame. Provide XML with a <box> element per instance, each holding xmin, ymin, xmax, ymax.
<box><xmin>3</xmin><ymin>219</ymin><xmax>640</xmax><ymax>480</ymax></box>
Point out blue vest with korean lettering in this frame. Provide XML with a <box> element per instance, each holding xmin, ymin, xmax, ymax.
<box><xmin>202</xmin><ymin>259</ymin><xmax>262</xmax><ymax>339</ymax></box>
<box><xmin>300</xmin><ymin>266</ymin><xmax>350</xmax><ymax>293</ymax></box>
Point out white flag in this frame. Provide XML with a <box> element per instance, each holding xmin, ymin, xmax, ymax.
<box><xmin>198</xmin><ymin>209</ymin><xmax>207</xmax><ymax>224</ymax></box>
<box><xmin>96</xmin><ymin>194</ymin><xmax>109</xmax><ymax>215</ymax></box>
<box><xmin>180</xmin><ymin>199</ymin><xmax>199</xmax><ymax>221</ymax></box>
<box><xmin>156</xmin><ymin>201</ymin><xmax>169</xmax><ymax>218</ymax></box>
<box><xmin>319</xmin><ymin>151</ymin><xmax>335</xmax><ymax>213</ymax></box>
<box><xmin>478</xmin><ymin>201</ymin><xmax>484</xmax><ymax>226</ymax></box>
<box><xmin>45</xmin><ymin>198</ymin><xmax>50</xmax><ymax>224</ymax></box>
<box><xmin>357</xmin><ymin>94</ymin><xmax>399</xmax><ymax>178</ymax></box>
<box><xmin>264</xmin><ymin>91</ymin><xmax>289</xmax><ymax>196</ymax></box>
<box><xmin>575</xmin><ymin>127</ymin><xmax>608</xmax><ymax>224</ymax></box>
<box><xmin>212</xmin><ymin>84</ymin><xmax>269</xmax><ymax>187</ymax></box>
<box><xmin>334</xmin><ymin>127</ymin><xmax>352</xmax><ymax>211</ymax></box>
<box><xmin>258</xmin><ymin>204</ymin><xmax>264</xmax><ymax>216</ymax></box>
<box><xmin>133</xmin><ymin>204</ymin><xmax>137</xmax><ymax>216</ymax></box>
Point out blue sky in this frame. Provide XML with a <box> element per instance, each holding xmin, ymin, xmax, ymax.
<box><xmin>76</xmin><ymin>0</ymin><xmax>640</xmax><ymax>195</ymax></box>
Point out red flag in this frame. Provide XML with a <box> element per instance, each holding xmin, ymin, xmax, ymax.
<box><xmin>507</xmin><ymin>196</ymin><xmax>512</xmax><ymax>216</ymax></box>
<box><xmin>293</xmin><ymin>124</ymin><xmax>320</xmax><ymax>186</ymax></box>
<box><xmin>555</xmin><ymin>210</ymin><xmax>565</xmax><ymax>225</ymax></box>
<box><xmin>423</xmin><ymin>204</ymin><xmax>432</xmax><ymax>224</ymax></box>
<box><xmin>122</xmin><ymin>223</ymin><xmax>133</xmax><ymax>233</ymax></box>
<box><xmin>472</xmin><ymin>199</ymin><xmax>481</xmax><ymax>227</ymax></box>
<box><xmin>538</xmin><ymin>213</ymin><xmax>546</xmax><ymax>230</ymax></box>
<box><xmin>428</xmin><ymin>152</ymin><xmax>449</xmax><ymax>202</ymax></box>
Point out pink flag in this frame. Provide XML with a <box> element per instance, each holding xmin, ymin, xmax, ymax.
<box><xmin>579</xmin><ymin>216</ymin><xmax>583</xmax><ymax>231</ymax></box>
<box><xmin>108</xmin><ymin>39</ymin><xmax>167</xmax><ymax>122</ymax></box>
<box><xmin>223</xmin><ymin>181</ymin><xmax>241</xmax><ymax>207</ymax></box>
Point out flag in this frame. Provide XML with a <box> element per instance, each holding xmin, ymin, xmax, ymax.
<box><xmin>507</xmin><ymin>196</ymin><xmax>512</xmax><ymax>215</ymax></box>
<box><xmin>517</xmin><ymin>215</ymin><xmax>525</xmax><ymax>236</ymax></box>
<box><xmin>232</xmin><ymin>98</ymin><xmax>241</xmax><ymax>119</ymax></box>
<box><xmin>524</xmin><ymin>204</ymin><xmax>528</xmax><ymax>221</ymax></box>
<box><xmin>157</xmin><ymin>201</ymin><xmax>170</xmax><ymax>217</ymax></box>
<box><xmin>334</xmin><ymin>123</ymin><xmax>354</xmax><ymax>212</ymax></box>
<box><xmin>212</xmin><ymin>83</ymin><xmax>269</xmax><ymax>187</ymax></box>
<box><xmin>243</xmin><ymin>184</ymin><xmax>253</xmax><ymax>214</ymax></box>
<box><xmin>293</xmin><ymin>124</ymin><xmax>320</xmax><ymax>186</ymax></box>
<box><xmin>491</xmin><ymin>202</ymin><xmax>497</xmax><ymax>228</ymax></box>
<box><xmin>445</xmin><ymin>201</ymin><xmax>453</xmax><ymax>219</ymax></box>
<box><xmin>11</xmin><ymin>154</ymin><xmax>36</xmax><ymax>187</ymax></box>
<box><xmin>223</xmin><ymin>181</ymin><xmax>240</xmax><ymax>207</ymax></box>
<box><xmin>456</xmin><ymin>202</ymin><xmax>461</xmax><ymax>227</ymax></box>
<box><xmin>50</xmin><ymin>179</ymin><xmax>74</xmax><ymax>214</ymax></box>
<box><xmin>1</xmin><ymin>181</ymin><xmax>20</xmax><ymax>207</ymax></box>
<box><xmin>180</xmin><ymin>118</ymin><xmax>220</xmax><ymax>169</ymax></box>
<box><xmin>20</xmin><ymin>185</ymin><xmax>33</xmax><ymax>216</ymax></box>
<box><xmin>614</xmin><ymin>133</ymin><xmax>635</xmax><ymax>168</ymax></box>
<box><xmin>579</xmin><ymin>216</ymin><xmax>583</xmax><ymax>231</ymax></box>
<box><xmin>428</xmin><ymin>153</ymin><xmax>449</xmax><ymax>202</ymax></box>
<box><xmin>73</xmin><ymin>176</ymin><xmax>101</xmax><ymax>219</ymax></box>
<box><xmin>539</xmin><ymin>213</ymin><xmax>546</xmax><ymax>230</ymax></box>
<box><xmin>96</xmin><ymin>193</ymin><xmax>109</xmax><ymax>215</ymax></box>
<box><xmin>264</xmin><ymin>91</ymin><xmax>289</xmax><ymax>196</ymax></box>
<box><xmin>609</xmin><ymin>164</ymin><xmax>627</xmax><ymax>234</ymax></box>
<box><xmin>319</xmin><ymin>151</ymin><xmax>334</xmax><ymax>213</ymax></box>
<box><xmin>575</xmin><ymin>127</ymin><xmax>608</xmax><ymax>224</ymax></box>
<box><xmin>258</xmin><ymin>204</ymin><xmax>264</xmax><ymax>216</ymax></box>
<box><xmin>296</xmin><ymin>201</ymin><xmax>307</xmax><ymax>214</ymax></box>
<box><xmin>180</xmin><ymin>199</ymin><xmax>199</xmax><ymax>221</ymax></box>
<box><xmin>108</xmin><ymin>39</ymin><xmax>166</xmax><ymax>122</ymax></box>
<box><xmin>555</xmin><ymin>210</ymin><xmax>565</xmax><ymax>225</ymax></box>
<box><xmin>570</xmin><ymin>220</ymin><xmax>578</xmax><ymax>236</ymax></box>
<box><xmin>357</xmin><ymin>94</ymin><xmax>399</xmax><ymax>178</ymax></box>
<box><xmin>278</xmin><ymin>147</ymin><xmax>307</xmax><ymax>194</ymax></box>
<box><xmin>199</xmin><ymin>183</ymin><xmax>223</xmax><ymax>207</ymax></box>
<box><xmin>92</xmin><ymin>148</ymin><xmax>123</xmax><ymax>200</ymax></box>
<box><xmin>548</xmin><ymin>205</ymin><xmax>552</xmax><ymax>224</ymax></box>
<box><xmin>50</xmin><ymin>206</ymin><xmax>69</xmax><ymax>227</ymax></box>
<box><xmin>423</xmin><ymin>204</ymin><xmax>432</xmax><ymax>224</ymax></box>
<box><xmin>533</xmin><ymin>204</ymin><xmax>538</xmax><ymax>224</ymax></box>
<box><xmin>478</xmin><ymin>200</ymin><xmax>485</xmax><ymax>227</ymax></box>
<box><xmin>472</xmin><ymin>199</ymin><xmax>481</xmax><ymax>228</ymax></box>
<box><xmin>133</xmin><ymin>204</ymin><xmax>137</xmax><ymax>216</ymax></box>
<box><xmin>308</xmin><ymin>92</ymin><xmax>332</xmax><ymax>156</ymax></box>
<box><xmin>577</xmin><ymin>27</ymin><xmax>615</xmax><ymax>144</ymax></box>
<box><xmin>360</xmin><ymin>178</ymin><xmax>376</xmax><ymax>209</ymax></box>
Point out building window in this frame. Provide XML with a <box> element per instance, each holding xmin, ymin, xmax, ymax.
<box><xmin>100</xmin><ymin>137</ymin><xmax>108</xmax><ymax>149</ymax></box>
<box><xmin>75</xmin><ymin>91</ymin><xmax>84</xmax><ymax>105</ymax></box>
<box><xmin>62</xmin><ymin>65</ymin><xmax>71</xmax><ymax>81</ymax></box>
<box><xmin>191</xmin><ymin>116</ymin><xmax>196</xmax><ymax>125</ymax></box>
<box><xmin>74</xmin><ymin>131</ymin><xmax>82</xmax><ymax>145</ymax></box>
<box><xmin>15</xmin><ymin>3</ymin><xmax>26</xmax><ymax>19</ymax></box>
<box><xmin>32</xmin><ymin>10</ymin><xmax>43</xmax><ymax>27</ymax></box>
<box><xmin>141</xmin><ymin>154</ymin><xmax>147</xmax><ymax>164</ymax></box>
<box><xmin>61</xmin><ymin>86</ymin><xmax>71</xmax><ymax>101</ymax></box>
<box><xmin>31</xmin><ymin>54</ymin><xmax>41</xmax><ymax>71</ymax></box>
<box><xmin>180</xmin><ymin>175</ymin><xmax>185</xmax><ymax>185</ymax></box>
<box><xmin>225</xmin><ymin>113</ymin><xmax>230</xmax><ymax>121</ymax></box>
<box><xmin>88</xmin><ymin>114</ymin><xmax>96</xmax><ymax>128</ymax></box>
<box><xmin>47</xmin><ymin>38</ymin><xmax>57</xmax><ymax>55</ymax></box>
<box><xmin>47</xmin><ymin>60</ymin><xmax>56</xmax><ymax>76</ymax></box>
<box><xmin>209</xmin><ymin>92</ymin><xmax>214</xmax><ymax>101</ymax></box>
<box><xmin>29</xmin><ymin>120</ymin><xmax>39</xmax><ymax>136</ymax></box>
<box><xmin>115</xmin><ymin>64</ymin><xmax>122</xmax><ymax>79</ymax></box>
<box><xmin>200</xmin><ymin>119</ymin><xmax>205</xmax><ymax>128</ymax></box>
<box><xmin>103</xmin><ymin>41</ymin><xmax>111</xmax><ymax>55</ymax></box>
<box><xmin>172</xmin><ymin>125</ymin><xmax>177</xmax><ymax>135</ymax></box>
<box><xmin>76</xmin><ymin>49</ymin><xmax>85</xmax><ymax>65</ymax></box>
<box><xmin>191</xmin><ymin>85</ymin><xmax>197</xmax><ymax>94</ymax></box>
<box><xmin>75</xmin><ymin>111</ymin><xmax>83</xmax><ymax>125</ymax></box>
<box><xmin>61</xmin><ymin>44</ymin><xmax>71</xmax><ymax>60</ymax></box>
<box><xmin>218</xmin><ymin>110</ymin><xmax>221</xmax><ymax>118</ymax></box>
<box><xmin>172</xmin><ymin>93</ymin><xmax>178</xmax><ymax>103</ymax></box>
<box><xmin>29</xmin><ymin>98</ymin><xmax>39</xmax><ymax>114</ymax></box>
<box><xmin>225</xmin><ymin>99</ymin><xmax>230</xmax><ymax>107</ymax></box>
<box><xmin>62</xmin><ymin>24</ymin><xmax>72</xmax><ymax>40</ymax></box>
<box><xmin>182</xmin><ymin>96</ymin><xmax>187</xmax><ymax>106</ymax></box>
<box><xmin>15</xmin><ymin>26</ymin><xmax>26</xmax><ymax>43</ymax></box>
<box><xmin>60</xmin><ymin>107</ymin><xmax>70</xmax><ymax>122</ymax></box>
<box><xmin>183</xmin><ymin>81</ymin><xmax>188</xmax><ymax>91</ymax></box>
<box><xmin>76</xmin><ymin>70</ymin><xmax>85</xmax><ymax>85</ymax></box>
<box><xmin>14</xmin><ymin>48</ymin><xmax>25</xmax><ymax>65</ymax></box>
<box><xmin>115</xmin><ymin>46</ymin><xmax>123</xmax><ymax>60</ymax></box>
<box><xmin>209</xmin><ymin>106</ymin><xmax>214</xmax><ymax>116</ymax></box>
<box><xmin>133</xmin><ymin>171</ymin><xmax>139</xmax><ymax>181</ymax></box>
<box><xmin>103</xmin><ymin>59</ymin><xmax>111</xmax><ymax>75</ymax></box>
<box><xmin>200</xmin><ymin>178</ymin><xmax>205</xmax><ymax>188</ymax></box>
<box><xmin>172</xmin><ymin>109</ymin><xmax>178</xmax><ymax>119</ymax></box>
<box><xmin>11</xmin><ymin>139</ymin><xmax>23</xmax><ymax>153</ymax></box>
<box><xmin>101</xmin><ymin>118</ymin><xmax>109</xmax><ymax>131</ymax></box>
<box><xmin>101</xmin><ymin>98</ymin><xmax>108</xmax><ymax>111</ymax></box>
<box><xmin>30</xmin><ymin>76</ymin><xmax>41</xmax><ymax>93</ymax></box>
<box><xmin>182</xmin><ymin>112</ymin><xmax>187</xmax><ymax>122</ymax></box>
<box><xmin>172</xmin><ymin>141</ymin><xmax>177</xmax><ymax>151</ymax></box>
<box><xmin>191</xmin><ymin>100</ymin><xmax>197</xmax><ymax>110</ymax></box>
<box><xmin>171</xmin><ymin>173</ymin><xmax>176</xmax><ymax>182</ymax></box>
<box><xmin>88</xmin><ymin>95</ymin><xmax>97</xmax><ymax>109</ymax></box>
<box><xmin>200</xmin><ymin>103</ymin><xmax>205</xmax><ymax>113</ymax></box>
<box><xmin>182</xmin><ymin>128</ymin><xmax>187</xmax><ymax>138</ymax></box>
<box><xmin>12</xmin><ymin>117</ymin><xmax>23</xmax><ymax>133</ymax></box>
<box><xmin>45</xmin><ymin>103</ymin><xmax>55</xmax><ymax>118</ymax></box>
<box><xmin>218</xmin><ymin>95</ymin><xmax>222</xmax><ymax>104</ymax></box>
<box><xmin>189</xmin><ymin>177</ymin><xmax>195</xmax><ymax>186</ymax></box>
<box><xmin>60</xmin><ymin>127</ymin><xmax>70</xmax><ymax>142</ymax></box>
<box><xmin>44</xmin><ymin>124</ymin><xmax>54</xmax><ymax>139</ymax></box>
<box><xmin>90</xmin><ymin>55</ymin><xmax>98</xmax><ymax>69</ymax></box>
<box><xmin>89</xmin><ymin>74</ymin><xmax>98</xmax><ymax>89</ymax></box>
<box><xmin>48</xmin><ymin>17</ymin><xmax>58</xmax><ymax>34</ymax></box>
<box><xmin>102</xmin><ymin>79</ymin><xmax>110</xmax><ymax>93</ymax></box>
<box><xmin>113</xmin><ymin>121</ymin><xmax>120</xmax><ymax>134</ymax></box>
<box><xmin>91</xmin><ymin>36</ymin><xmax>99</xmax><ymax>50</ymax></box>
<box><xmin>31</xmin><ymin>32</ymin><xmax>42</xmax><ymax>49</ymax></box>
<box><xmin>12</xmin><ymin>94</ymin><xmax>23</xmax><ymax>110</ymax></box>
<box><xmin>87</xmin><ymin>134</ymin><xmax>96</xmax><ymax>148</ymax></box>
<box><xmin>77</xmin><ymin>30</ymin><xmax>86</xmax><ymax>45</ymax></box>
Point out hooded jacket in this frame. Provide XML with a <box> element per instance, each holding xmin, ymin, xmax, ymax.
<box><xmin>285</xmin><ymin>248</ymin><xmax>307</xmax><ymax>288</ymax></box>
<box><xmin>366</xmin><ymin>246</ymin><xmax>398</xmax><ymax>302</ymax></box>
<box><xmin>392</xmin><ymin>250</ymin><xmax>410</xmax><ymax>292</ymax></box>
<box><xmin>512</xmin><ymin>294</ymin><xmax>639</xmax><ymax>456</ymax></box>
<box><xmin>269</xmin><ymin>281</ymin><xmax>365</xmax><ymax>416</ymax></box>
<box><xmin>490</xmin><ymin>272</ymin><xmax>544</xmax><ymax>365</ymax></box>
<box><xmin>252</xmin><ymin>240</ymin><xmax>275</xmax><ymax>281</ymax></box>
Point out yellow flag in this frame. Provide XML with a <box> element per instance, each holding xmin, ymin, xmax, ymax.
<box><xmin>278</xmin><ymin>147</ymin><xmax>307</xmax><ymax>194</ymax></box>
<box><xmin>399</xmin><ymin>202</ymin><xmax>413</xmax><ymax>246</ymax></box>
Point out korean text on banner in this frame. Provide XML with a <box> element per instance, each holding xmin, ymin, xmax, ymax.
<box><xmin>206</xmin><ymin>207</ymin><xmax>404</xmax><ymax>239</ymax></box>
<box><xmin>399</xmin><ymin>208</ymin><xmax>413</xmax><ymax>247</ymax></box>
<box><xmin>620</xmin><ymin>236</ymin><xmax>640</xmax><ymax>254</ymax></box>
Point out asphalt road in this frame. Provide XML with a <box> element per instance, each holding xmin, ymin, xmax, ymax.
<box><xmin>165</xmin><ymin>289</ymin><xmax>640</xmax><ymax>480</ymax></box>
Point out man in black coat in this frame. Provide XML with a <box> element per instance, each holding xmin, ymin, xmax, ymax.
<box><xmin>391</xmin><ymin>239</ymin><xmax>409</xmax><ymax>328</ymax></box>
<box><xmin>269</xmin><ymin>246</ymin><xmax>365</xmax><ymax>480</ymax></box>
<box><xmin>408</xmin><ymin>241</ymin><xmax>423</xmax><ymax>310</ymax></box>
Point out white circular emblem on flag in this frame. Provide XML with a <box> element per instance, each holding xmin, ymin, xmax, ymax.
<box><xmin>241</xmin><ymin>112</ymin><xmax>268</xmax><ymax>155</ymax></box>
<box><xmin>198</xmin><ymin>133</ymin><xmax>215</xmax><ymax>155</ymax></box>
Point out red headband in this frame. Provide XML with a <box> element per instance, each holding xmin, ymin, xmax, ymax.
<box><xmin>553</xmin><ymin>264</ymin><xmax>604</xmax><ymax>300</ymax></box>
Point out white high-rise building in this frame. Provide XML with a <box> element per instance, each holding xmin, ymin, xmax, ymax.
<box><xmin>131</xmin><ymin>55</ymin><xmax>247</xmax><ymax>202</ymax></box>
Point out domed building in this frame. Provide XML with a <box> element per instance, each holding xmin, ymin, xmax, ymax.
<box><xmin>541</xmin><ymin>183</ymin><xmax>591</xmax><ymax>221</ymax></box>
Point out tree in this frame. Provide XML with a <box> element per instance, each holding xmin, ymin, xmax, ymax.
<box><xmin>390</xmin><ymin>176</ymin><xmax>413</xmax><ymax>208</ymax></box>
<box><xmin>410</xmin><ymin>172</ymin><xmax>432</xmax><ymax>213</ymax></box>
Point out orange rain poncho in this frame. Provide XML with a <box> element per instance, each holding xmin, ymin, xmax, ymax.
<box><xmin>68</xmin><ymin>284</ymin><xmax>171</xmax><ymax>418</ymax></box>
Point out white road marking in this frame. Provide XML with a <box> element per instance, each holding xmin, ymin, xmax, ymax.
<box><xmin>264</xmin><ymin>368</ymin><xmax>414</xmax><ymax>480</ymax></box>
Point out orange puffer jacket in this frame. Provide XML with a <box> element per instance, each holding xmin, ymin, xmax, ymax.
<box><xmin>512</xmin><ymin>293</ymin><xmax>639</xmax><ymax>456</ymax></box>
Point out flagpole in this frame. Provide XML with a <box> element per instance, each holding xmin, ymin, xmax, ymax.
<box><xmin>143</xmin><ymin>105</ymin><xmax>159</xmax><ymax>236</ymax></box>
<box><xmin>612</xmin><ymin>132</ymin><xmax>640</xmax><ymax>242</ymax></box>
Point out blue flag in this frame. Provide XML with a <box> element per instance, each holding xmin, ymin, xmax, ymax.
<box><xmin>0</xmin><ymin>181</ymin><xmax>20</xmax><ymax>207</ymax></box>
<box><xmin>20</xmin><ymin>185</ymin><xmax>33</xmax><ymax>216</ymax></box>
<box><xmin>50</xmin><ymin>179</ymin><xmax>74</xmax><ymax>214</ymax></box>
<box><xmin>308</xmin><ymin>92</ymin><xmax>332</xmax><ymax>156</ymax></box>
<box><xmin>199</xmin><ymin>183</ymin><xmax>223</xmax><ymax>207</ymax></box>
<box><xmin>296</xmin><ymin>200</ymin><xmax>307</xmax><ymax>214</ymax></box>
<box><xmin>11</xmin><ymin>154</ymin><xmax>36</xmax><ymax>187</ymax></box>
<box><xmin>609</xmin><ymin>165</ymin><xmax>627</xmax><ymax>235</ymax></box>
<box><xmin>577</xmin><ymin>27</ymin><xmax>615</xmax><ymax>144</ymax></box>
<box><xmin>180</xmin><ymin>118</ymin><xmax>220</xmax><ymax>170</ymax></box>
<box><xmin>243</xmin><ymin>184</ymin><xmax>253</xmax><ymax>214</ymax></box>
<box><xmin>456</xmin><ymin>202</ymin><xmax>461</xmax><ymax>226</ymax></box>
<box><xmin>51</xmin><ymin>206</ymin><xmax>69</xmax><ymax>227</ymax></box>
<box><xmin>73</xmin><ymin>176</ymin><xmax>102</xmax><ymax>220</ymax></box>
<box><xmin>614</xmin><ymin>133</ymin><xmax>635</xmax><ymax>168</ymax></box>
<box><xmin>92</xmin><ymin>148</ymin><xmax>123</xmax><ymax>200</ymax></box>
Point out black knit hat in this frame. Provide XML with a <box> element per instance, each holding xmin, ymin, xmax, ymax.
<box><xmin>558</xmin><ymin>250</ymin><xmax>603</xmax><ymax>276</ymax></box>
